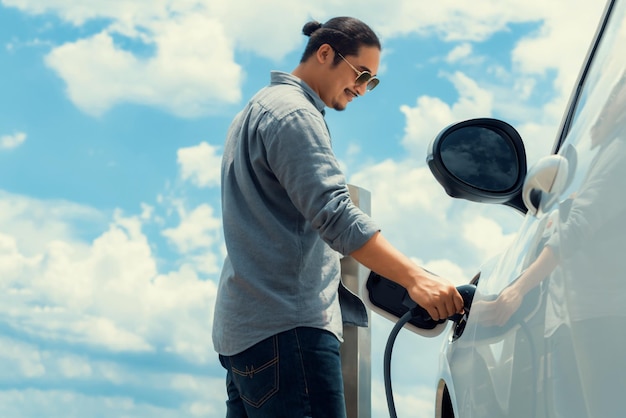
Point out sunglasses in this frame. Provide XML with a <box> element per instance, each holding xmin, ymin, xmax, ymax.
<box><xmin>335</xmin><ymin>50</ymin><xmax>380</xmax><ymax>91</ymax></box>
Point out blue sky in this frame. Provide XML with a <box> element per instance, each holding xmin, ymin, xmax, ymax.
<box><xmin>0</xmin><ymin>0</ymin><xmax>607</xmax><ymax>417</ymax></box>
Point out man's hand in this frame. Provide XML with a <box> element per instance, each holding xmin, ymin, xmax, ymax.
<box><xmin>478</xmin><ymin>285</ymin><xmax>524</xmax><ymax>327</ymax></box>
<box><xmin>350</xmin><ymin>231</ymin><xmax>464</xmax><ymax>321</ymax></box>
<box><xmin>405</xmin><ymin>271</ymin><xmax>464</xmax><ymax>321</ymax></box>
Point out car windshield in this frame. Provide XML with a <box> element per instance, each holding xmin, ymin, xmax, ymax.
<box><xmin>547</xmin><ymin>0</ymin><xmax>626</xmax><ymax>202</ymax></box>
<box><xmin>559</xmin><ymin>1</ymin><xmax>626</xmax><ymax>152</ymax></box>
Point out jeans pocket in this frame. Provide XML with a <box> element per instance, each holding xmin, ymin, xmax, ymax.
<box><xmin>228</xmin><ymin>335</ymin><xmax>279</xmax><ymax>408</ymax></box>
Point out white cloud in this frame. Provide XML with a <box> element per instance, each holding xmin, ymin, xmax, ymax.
<box><xmin>0</xmin><ymin>341</ymin><xmax>228</xmax><ymax>415</ymax></box>
<box><xmin>0</xmin><ymin>337</ymin><xmax>46</xmax><ymax>378</ymax></box>
<box><xmin>421</xmin><ymin>258</ymin><xmax>469</xmax><ymax>286</ymax></box>
<box><xmin>0</xmin><ymin>131</ymin><xmax>26</xmax><ymax>149</ymax></box>
<box><xmin>57</xmin><ymin>355</ymin><xmax>93</xmax><ymax>378</ymax></box>
<box><xmin>462</xmin><ymin>213</ymin><xmax>516</xmax><ymax>260</ymax></box>
<box><xmin>0</xmin><ymin>193</ymin><xmax>218</xmax><ymax>362</ymax></box>
<box><xmin>347</xmin><ymin>157</ymin><xmax>519</xmax><ymax>281</ymax></box>
<box><xmin>350</xmin><ymin>159</ymin><xmax>450</xmax><ymax>223</ymax></box>
<box><xmin>0</xmin><ymin>190</ymin><xmax>106</xmax><ymax>256</ymax></box>
<box><xmin>0</xmin><ymin>382</ymin><xmax>226</xmax><ymax>418</ymax></box>
<box><xmin>162</xmin><ymin>203</ymin><xmax>222</xmax><ymax>274</ymax></box>
<box><xmin>4</xmin><ymin>37</ymin><xmax>53</xmax><ymax>52</ymax></box>
<box><xmin>44</xmin><ymin>21</ymin><xmax>242</xmax><ymax>118</ymax></box>
<box><xmin>349</xmin><ymin>159</ymin><xmax>475</xmax><ymax>269</ymax></box>
<box><xmin>370</xmin><ymin>361</ymin><xmax>437</xmax><ymax>418</ymax></box>
<box><xmin>391</xmin><ymin>385</ymin><xmax>437</xmax><ymax>418</ymax></box>
<box><xmin>1</xmin><ymin>0</ymin><xmax>166</xmax><ymax>25</ymax></box>
<box><xmin>392</xmin><ymin>0</ymin><xmax>604</xmax><ymax>168</ymax></box>
<box><xmin>7</xmin><ymin>0</ymin><xmax>310</xmax><ymax>118</ymax></box>
<box><xmin>139</xmin><ymin>203</ymin><xmax>154</xmax><ymax>221</ymax></box>
<box><xmin>511</xmin><ymin>2</ymin><xmax>603</xmax><ymax>95</ymax></box>
<box><xmin>177</xmin><ymin>142</ymin><xmax>221</xmax><ymax>188</ymax></box>
<box><xmin>446</xmin><ymin>43</ymin><xmax>473</xmax><ymax>63</ymax></box>
<box><xmin>400</xmin><ymin>95</ymin><xmax>455</xmax><ymax>151</ymax></box>
<box><xmin>516</xmin><ymin>120</ymin><xmax>559</xmax><ymax>166</ymax></box>
<box><xmin>4</xmin><ymin>0</ymin><xmax>605</xmax><ymax>120</ymax></box>
<box><xmin>162</xmin><ymin>205</ymin><xmax>217</xmax><ymax>245</ymax></box>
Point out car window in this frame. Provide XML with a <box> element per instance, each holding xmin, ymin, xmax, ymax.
<box><xmin>551</xmin><ymin>0</ymin><xmax>626</xmax><ymax>205</ymax></box>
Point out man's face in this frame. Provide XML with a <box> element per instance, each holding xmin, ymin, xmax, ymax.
<box><xmin>320</xmin><ymin>46</ymin><xmax>380</xmax><ymax>111</ymax></box>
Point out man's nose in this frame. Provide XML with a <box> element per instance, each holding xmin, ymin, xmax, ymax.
<box><xmin>355</xmin><ymin>82</ymin><xmax>368</xmax><ymax>96</ymax></box>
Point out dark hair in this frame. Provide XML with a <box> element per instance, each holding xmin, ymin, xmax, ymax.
<box><xmin>300</xmin><ymin>17</ymin><xmax>381</xmax><ymax>65</ymax></box>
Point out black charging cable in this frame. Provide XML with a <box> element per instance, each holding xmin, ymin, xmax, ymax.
<box><xmin>384</xmin><ymin>284</ymin><xmax>475</xmax><ymax>418</ymax></box>
<box><xmin>384</xmin><ymin>308</ymin><xmax>417</xmax><ymax>418</ymax></box>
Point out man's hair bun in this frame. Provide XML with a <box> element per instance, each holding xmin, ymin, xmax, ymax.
<box><xmin>302</xmin><ymin>21</ymin><xmax>323</xmax><ymax>37</ymax></box>
<box><xmin>298</xmin><ymin>17</ymin><xmax>380</xmax><ymax>64</ymax></box>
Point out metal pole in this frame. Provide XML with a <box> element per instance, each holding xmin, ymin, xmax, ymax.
<box><xmin>341</xmin><ymin>184</ymin><xmax>372</xmax><ymax>418</ymax></box>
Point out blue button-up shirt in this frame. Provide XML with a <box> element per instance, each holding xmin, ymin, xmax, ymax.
<box><xmin>212</xmin><ymin>71</ymin><xmax>379</xmax><ymax>355</ymax></box>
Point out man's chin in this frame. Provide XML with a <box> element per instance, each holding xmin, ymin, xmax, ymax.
<box><xmin>332</xmin><ymin>101</ymin><xmax>347</xmax><ymax>111</ymax></box>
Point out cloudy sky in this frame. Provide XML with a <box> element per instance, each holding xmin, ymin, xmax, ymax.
<box><xmin>0</xmin><ymin>0</ymin><xmax>608</xmax><ymax>417</ymax></box>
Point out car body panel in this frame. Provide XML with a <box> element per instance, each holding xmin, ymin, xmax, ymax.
<box><xmin>364</xmin><ymin>0</ymin><xmax>626</xmax><ymax>416</ymax></box>
<box><xmin>435</xmin><ymin>0</ymin><xmax>626</xmax><ymax>416</ymax></box>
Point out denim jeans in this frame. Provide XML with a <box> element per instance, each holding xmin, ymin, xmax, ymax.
<box><xmin>218</xmin><ymin>327</ymin><xmax>347</xmax><ymax>418</ymax></box>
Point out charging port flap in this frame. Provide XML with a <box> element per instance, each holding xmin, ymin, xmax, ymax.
<box><xmin>363</xmin><ymin>271</ymin><xmax>448</xmax><ymax>337</ymax></box>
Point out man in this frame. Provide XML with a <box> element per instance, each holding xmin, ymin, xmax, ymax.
<box><xmin>212</xmin><ymin>16</ymin><xmax>464</xmax><ymax>417</ymax></box>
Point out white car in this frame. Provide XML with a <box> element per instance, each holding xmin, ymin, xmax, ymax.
<box><xmin>366</xmin><ymin>0</ymin><xmax>626</xmax><ymax>416</ymax></box>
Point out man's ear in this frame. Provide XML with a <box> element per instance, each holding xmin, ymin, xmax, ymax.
<box><xmin>316</xmin><ymin>44</ymin><xmax>334</xmax><ymax>64</ymax></box>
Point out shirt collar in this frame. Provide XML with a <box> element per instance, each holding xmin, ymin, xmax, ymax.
<box><xmin>270</xmin><ymin>71</ymin><xmax>326</xmax><ymax>115</ymax></box>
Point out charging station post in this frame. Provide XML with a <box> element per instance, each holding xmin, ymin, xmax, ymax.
<box><xmin>340</xmin><ymin>184</ymin><xmax>372</xmax><ymax>418</ymax></box>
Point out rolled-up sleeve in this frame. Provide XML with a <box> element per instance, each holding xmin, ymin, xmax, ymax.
<box><xmin>264</xmin><ymin>108</ymin><xmax>379</xmax><ymax>255</ymax></box>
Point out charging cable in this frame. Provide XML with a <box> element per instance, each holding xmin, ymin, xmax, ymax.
<box><xmin>384</xmin><ymin>285</ymin><xmax>475</xmax><ymax>418</ymax></box>
<box><xmin>384</xmin><ymin>308</ymin><xmax>418</xmax><ymax>418</ymax></box>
